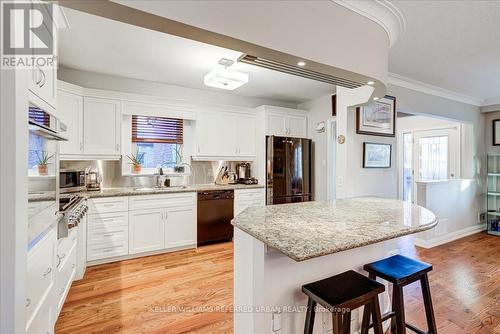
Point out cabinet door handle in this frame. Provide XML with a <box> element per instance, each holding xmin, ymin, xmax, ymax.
<box><xmin>26</xmin><ymin>298</ymin><xmax>31</xmax><ymax>307</ymax></box>
<box><xmin>80</xmin><ymin>142</ymin><xmax>83</xmax><ymax>152</ymax></box>
<box><xmin>39</xmin><ymin>69</ymin><xmax>46</xmax><ymax>88</ymax></box>
<box><xmin>43</xmin><ymin>267</ymin><xmax>52</xmax><ymax>278</ymax></box>
<box><xmin>34</xmin><ymin>68</ymin><xmax>42</xmax><ymax>85</ymax></box>
<box><xmin>56</xmin><ymin>254</ymin><xmax>62</xmax><ymax>268</ymax></box>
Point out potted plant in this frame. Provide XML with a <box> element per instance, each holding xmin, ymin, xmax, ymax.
<box><xmin>173</xmin><ymin>145</ymin><xmax>185</xmax><ymax>173</ymax></box>
<box><xmin>36</xmin><ymin>151</ymin><xmax>54</xmax><ymax>175</ymax></box>
<box><xmin>127</xmin><ymin>150</ymin><xmax>145</xmax><ymax>173</ymax></box>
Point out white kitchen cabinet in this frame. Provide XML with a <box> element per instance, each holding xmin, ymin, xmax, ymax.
<box><xmin>83</xmin><ymin>97</ymin><xmax>121</xmax><ymax>155</ymax></box>
<box><xmin>287</xmin><ymin>114</ymin><xmax>308</xmax><ymax>138</ymax></box>
<box><xmin>235</xmin><ymin>114</ymin><xmax>256</xmax><ymax>157</ymax></box>
<box><xmin>266</xmin><ymin>113</ymin><xmax>287</xmax><ymax>136</ymax></box>
<box><xmin>262</xmin><ymin>106</ymin><xmax>308</xmax><ymax>138</ymax></box>
<box><xmin>194</xmin><ymin>111</ymin><xmax>256</xmax><ymax>160</ymax></box>
<box><xmin>129</xmin><ymin>209</ymin><xmax>165</xmax><ymax>254</ymax></box>
<box><xmin>58</xmin><ymin>90</ymin><xmax>83</xmax><ymax>155</ymax></box>
<box><xmin>234</xmin><ymin>188</ymin><xmax>266</xmax><ymax>216</ymax></box>
<box><xmin>165</xmin><ymin>206</ymin><xmax>196</xmax><ymax>248</ymax></box>
<box><xmin>28</xmin><ymin>6</ymin><xmax>58</xmax><ymax>114</ymax></box>
<box><xmin>26</xmin><ymin>227</ymin><xmax>57</xmax><ymax>332</ymax></box>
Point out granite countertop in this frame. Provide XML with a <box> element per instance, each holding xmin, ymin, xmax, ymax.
<box><xmin>231</xmin><ymin>197</ymin><xmax>438</xmax><ymax>262</ymax></box>
<box><xmin>29</xmin><ymin>184</ymin><xmax>264</xmax><ymax>201</ymax></box>
<box><xmin>78</xmin><ymin>183</ymin><xmax>264</xmax><ymax>199</ymax></box>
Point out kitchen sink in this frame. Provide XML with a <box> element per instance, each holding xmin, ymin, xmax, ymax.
<box><xmin>133</xmin><ymin>186</ymin><xmax>188</xmax><ymax>191</ymax></box>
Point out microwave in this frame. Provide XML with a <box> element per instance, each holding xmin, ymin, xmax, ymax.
<box><xmin>60</xmin><ymin>169</ymin><xmax>87</xmax><ymax>193</ymax></box>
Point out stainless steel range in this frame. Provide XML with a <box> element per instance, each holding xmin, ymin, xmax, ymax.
<box><xmin>58</xmin><ymin>194</ymin><xmax>88</xmax><ymax>239</ymax></box>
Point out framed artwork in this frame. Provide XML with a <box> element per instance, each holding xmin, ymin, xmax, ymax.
<box><xmin>363</xmin><ymin>142</ymin><xmax>391</xmax><ymax>168</ymax></box>
<box><xmin>493</xmin><ymin>119</ymin><xmax>500</xmax><ymax>146</ymax></box>
<box><xmin>356</xmin><ymin>95</ymin><xmax>396</xmax><ymax>137</ymax></box>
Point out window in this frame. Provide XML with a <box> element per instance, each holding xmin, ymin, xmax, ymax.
<box><xmin>131</xmin><ymin>115</ymin><xmax>183</xmax><ymax>169</ymax></box>
<box><xmin>418</xmin><ymin>136</ymin><xmax>448</xmax><ymax>181</ymax></box>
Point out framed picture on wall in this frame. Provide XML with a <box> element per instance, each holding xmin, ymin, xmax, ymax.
<box><xmin>493</xmin><ymin>119</ymin><xmax>500</xmax><ymax>146</ymax></box>
<box><xmin>356</xmin><ymin>95</ymin><xmax>396</xmax><ymax>137</ymax></box>
<box><xmin>363</xmin><ymin>142</ymin><xmax>391</xmax><ymax>168</ymax></box>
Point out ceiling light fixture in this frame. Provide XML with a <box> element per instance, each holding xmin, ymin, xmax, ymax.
<box><xmin>204</xmin><ymin>58</ymin><xmax>249</xmax><ymax>91</ymax></box>
<box><xmin>297</xmin><ymin>61</ymin><xmax>306</xmax><ymax>67</ymax></box>
<box><xmin>367</xmin><ymin>81</ymin><xmax>375</xmax><ymax>85</ymax></box>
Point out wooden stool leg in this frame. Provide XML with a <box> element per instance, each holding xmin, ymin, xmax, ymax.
<box><xmin>360</xmin><ymin>303</ymin><xmax>372</xmax><ymax>334</ymax></box>
<box><xmin>372</xmin><ymin>296</ymin><xmax>384</xmax><ymax>334</ymax></box>
<box><xmin>394</xmin><ymin>285</ymin><xmax>406</xmax><ymax>334</ymax></box>
<box><xmin>391</xmin><ymin>286</ymin><xmax>398</xmax><ymax>334</ymax></box>
<box><xmin>332</xmin><ymin>312</ymin><xmax>343</xmax><ymax>334</ymax></box>
<box><xmin>304</xmin><ymin>298</ymin><xmax>317</xmax><ymax>334</ymax></box>
<box><xmin>420</xmin><ymin>275</ymin><xmax>438</xmax><ymax>334</ymax></box>
<box><xmin>342</xmin><ymin>312</ymin><xmax>351</xmax><ymax>334</ymax></box>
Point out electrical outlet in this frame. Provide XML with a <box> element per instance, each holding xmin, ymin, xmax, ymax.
<box><xmin>478</xmin><ymin>212</ymin><xmax>486</xmax><ymax>223</ymax></box>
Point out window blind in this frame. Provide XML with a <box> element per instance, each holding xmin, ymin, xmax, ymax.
<box><xmin>132</xmin><ymin>115</ymin><xmax>183</xmax><ymax>144</ymax></box>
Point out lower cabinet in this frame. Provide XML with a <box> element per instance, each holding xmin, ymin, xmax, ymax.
<box><xmin>129</xmin><ymin>209</ymin><xmax>165</xmax><ymax>254</ymax></box>
<box><xmin>86</xmin><ymin>193</ymin><xmax>197</xmax><ymax>263</ymax></box>
<box><xmin>26</xmin><ymin>227</ymin><xmax>57</xmax><ymax>334</ymax></box>
<box><xmin>165</xmin><ymin>206</ymin><xmax>197</xmax><ymax>249</ymax></box>
<box><xmin>87</xmin><ymin>211</ymin><xmax>129</xmax><ymax>261</ymax></box>
<box><xmin>234</xmin><ymin>188</ymin><xmax>266</xmax><ymax>216</ymax></box>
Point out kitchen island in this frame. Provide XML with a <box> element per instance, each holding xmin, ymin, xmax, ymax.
<box><xmin>231</xmin><ymin>197</ymin><xmax>437</xmax><ymax>333</ymax></box>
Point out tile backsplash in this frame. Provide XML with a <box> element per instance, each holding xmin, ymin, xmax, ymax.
<box><xmin>60</xmin><ymin>160</ymin><xmax>253</xmax><ymax>188</ymax></box>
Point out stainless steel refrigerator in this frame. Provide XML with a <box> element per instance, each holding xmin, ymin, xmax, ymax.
<box><xmin>266</xmin><ymin>136</ymin><xmax>312</xmax><ymax>205</ymax></box>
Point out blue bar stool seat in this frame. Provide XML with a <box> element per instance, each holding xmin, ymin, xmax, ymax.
<box><xmin>362</xmin><ymin>255</ymin><xmax>437</xmax><ymax>334</ymax></box>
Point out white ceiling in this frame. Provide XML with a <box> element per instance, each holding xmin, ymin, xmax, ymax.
<box><xmin>58</xmin><ymin>8</ymin><xmax>334</xmax><ymax>105</ymax></box>
<box><xmin>389</xmin><ymin>0</ymin><xmax>500</xmax><ymax>106</ymax></box>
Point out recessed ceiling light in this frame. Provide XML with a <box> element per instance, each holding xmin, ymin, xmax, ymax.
<box><xmin>297</xmin><ymin>61</ymin><xmax>306</xmax><ymax>67</ymax></box>
<box><xmin>367</xmin><ymin>81</ymin><xmax>375</xmax><ymax>85</ymax></box>
<box><xmin>373</xmin><ymin>97</ymin><xmax>379</xmax><ymax>101</ymax></box>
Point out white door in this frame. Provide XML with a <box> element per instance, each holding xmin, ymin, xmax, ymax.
<box><xmin>83</xmin><ymin>97</ymin><xmax>121</xmax><ymax>155</ymax></box>
<box><xmin>58</xmin><ymin>91</ymin><xmax>83</xmax><ymax>155</ymax></box>
<box><xmin>413</xmin><ymin>127</ymin><xmax>460</xmax><ymax>200</ymax></box>
<box><xmin>164</xmin><ymin>206</ymin><xmax>196</xmax><ymax>249</ymax></box>
<box><xmin>266</xmin><ymin>113</ymin><xmax>286</xmax><ymax>136</ymax></box>
<box><xmin>129</xmin><ymin>209</ymin><xmax>165</xmax><ymax>254</ymax></box>
<box><xmin>287</xmin><ymin>115</ymin><xmax>307</xmax><ymax>138</ymax></box>
<box><xmin>235</xmin><ymin>114</ymin><xmax>256</xmax><ymax>157</ymax></box>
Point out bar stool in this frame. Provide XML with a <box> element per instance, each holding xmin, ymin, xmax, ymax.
<box><xmin>302</xmin><ymin>270</ymin><xmax>385</xmax><ymax>334</ymax></box>
<box><xmin>362</xmin><ymin>255</ymin><xmax>437</xmax><ymax>334</ymax></box>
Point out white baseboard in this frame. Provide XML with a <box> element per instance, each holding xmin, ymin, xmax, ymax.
<box><xmin>415</xmin><ymin>224</ymin><xmax>486</xmax><ymax>249</ymax></box>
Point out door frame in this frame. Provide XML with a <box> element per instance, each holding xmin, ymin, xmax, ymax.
<box><xmin>327</xmin><ymin>118</ymin><xmax>337</xmax><ymax>200</ymax></box>
<box><xmin>397</xmin><ymin>125</ymin><xmax>461</xmax><ymax>201</ymax></box>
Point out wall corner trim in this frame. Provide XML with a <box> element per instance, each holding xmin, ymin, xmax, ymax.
<box><xmin>388</xmin><ymin>72</ymin><xmax>484</xmax><ymax>106</ymax></box>
<box><xmin>332</xmin><ymin>0</ymin><xmax>406</xmax><ymax>47</ymax></box>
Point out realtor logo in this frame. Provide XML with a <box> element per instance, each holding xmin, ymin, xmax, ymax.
<box><xmin>1</xmin><ymin>1</ymin><xmax>56</xmax><ymax>68</ymax></box>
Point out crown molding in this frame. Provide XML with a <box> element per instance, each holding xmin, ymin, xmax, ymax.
<box><xmin>333</xmin><ymin>0</ymin><xmax>406</xmax><ymax>47</ymax></box>
<box><xmin>388</xmin><ymin>73</ymin><xmax>484</xmax><ymax>106</ymax></box>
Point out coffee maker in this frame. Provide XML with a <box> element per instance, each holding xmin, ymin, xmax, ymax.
<box><xmin>237</xmin><ymin>163</ymin><xmax>258</xmax><ymax>185</ymax></box>
<box><xmin>86</xmin><ymin>170</ymin><xmax>102</xmax><ymax>191</ymax></box>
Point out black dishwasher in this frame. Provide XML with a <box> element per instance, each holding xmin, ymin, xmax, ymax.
<box><xmin>197</xmin><ymin>190</ymin><xmax>234</xmax><ymax>246</ymax></box>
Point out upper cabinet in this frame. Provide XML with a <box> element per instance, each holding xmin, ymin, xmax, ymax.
<box><xmin>58</xmin><ymin>82</ymin><xmax>122</xmax><ymax>159</ymax></box>
<box><xmin>262</xmin><ymin>106</ymin><xmax>308</xmax><ymax>138</ymax></box>
<box><xmin>58</xmin><ymin>90</ymin><xmax>83</xmax><ymax>155</ymax></box>
<box><xmin>193</xmin><ymin>111</ymin><xmax>256</xmax><ymax>161</ymax></box>
<box><xmin>83</xmin><ymin>97</ymin><xmax>121</xmax><ymax>155</ymax></box>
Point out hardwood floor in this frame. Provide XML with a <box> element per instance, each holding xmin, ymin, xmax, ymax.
<box><xmin>56</xmin><ymin>233</ymin><xmax>500</xmax><ymax>334</ymax></box>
